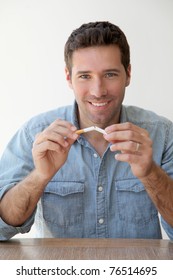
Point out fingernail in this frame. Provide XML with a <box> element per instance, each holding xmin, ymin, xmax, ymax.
<box><xmin>105</xmin><ymin>128</ymin><xmax>110</xmax><ymax>133</ymax></box>
<box><xmin>71</xmin><ymin>126</ymin><xmax>77</xmax><ymax>131</ymax></box>
<box><xmin>63</xmin><ymin>141</ymin><xmax>69</xmax><ymax>147</ymax></box>
<box><xmin>72</xmin><ymin>133</ymin><xmax>79</xmax><ymax>140</ymax></box>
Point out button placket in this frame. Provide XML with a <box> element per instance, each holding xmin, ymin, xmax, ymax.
<box><xmin>96</xmin><ymin>181</ymin><xmax>107</xmax><ymax>237</ymax></box>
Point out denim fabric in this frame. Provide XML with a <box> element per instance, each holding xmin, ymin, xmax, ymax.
<box><xmin>0</xmin><ymin>102</ymin><xmax>173</xmax><ymax>240</ymax></box>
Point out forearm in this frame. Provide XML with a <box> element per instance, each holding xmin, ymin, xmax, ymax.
<box><xmin>0</xmin><ymin>120</ymin><xmax>77</xmax><ymax>227</ymax></box>
<box><xmin>140</xmin><ymin>162</ymin><xmax>173</xmax><ymax>227</ymax></box>
<box><xmin>0</xmin><ymin>170</ymin><xmax>50</xmax><ymax>226</ymax></box>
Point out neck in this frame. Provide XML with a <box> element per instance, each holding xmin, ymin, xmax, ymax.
<box><xmin>83</xmin><ymin>131</ymin><xmax>109</xmax><ymax>157</ymax></box>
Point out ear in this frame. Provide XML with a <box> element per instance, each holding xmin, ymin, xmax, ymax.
<box><xmin>125</xmin><ymin>64</ymin><xmax>131</xmax><ymax>87</ymax></box>
<box><xmin>65</xmin><ymin>67</ymin><xmax>73</xmax><ymax>89</ymax></box>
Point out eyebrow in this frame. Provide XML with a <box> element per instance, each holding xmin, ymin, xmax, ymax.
<box><xmin>76</xmin><ymin>68</ymin><xmax>121</xmax><ymax>75</ymax></box>
<box><xmin>103</xmin><ymin>68</ymin><xmax>121</xmax><ymax>73</ymax></box>
<box><xmin>76</xmin><ymin>70</ymin><xmax>91</xmax><ymax>75</ymax></box>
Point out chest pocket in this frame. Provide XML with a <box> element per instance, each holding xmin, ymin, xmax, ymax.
<box><xmin>115</xmin><ymin>179</ymin><xmax>158</xmax><ymax>226</ymax></box>
<box><xmin>42</xmin><ymin>181</ymin><xmax>84</xmax><ymax>228</ymax></box>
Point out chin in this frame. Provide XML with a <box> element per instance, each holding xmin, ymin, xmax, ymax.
<box><xmin>88</xmin><ymin>116</ymin><xmax>109</xmax><ymax>127</ymax></box>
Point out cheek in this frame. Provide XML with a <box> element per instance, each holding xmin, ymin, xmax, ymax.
<box><xmin>112</xmin><ymin>80</ymin><xmax>127</xmax><ymax>91</ymax></box>
<box><xmin>108</xmin><ymin>83</ymin><xmax>123</xmax><ymax>95</ymax></box>
<box><xmin>73</xmin><ymin>83</ymin><xmax>89</xmax><ymax>97</ymax></box>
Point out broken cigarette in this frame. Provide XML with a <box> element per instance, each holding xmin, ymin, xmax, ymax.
<box><xmin>76</xmin><ymin>126</ymin><xmax>107</xmax><ymax>135</ymax></box>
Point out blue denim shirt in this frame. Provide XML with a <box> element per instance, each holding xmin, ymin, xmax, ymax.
<box><xmin>0</xmin><ymin>102</ymin><xmax>173</xmax><ymax>240</ymax></box>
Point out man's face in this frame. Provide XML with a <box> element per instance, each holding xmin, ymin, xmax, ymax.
<box><xmin>66</xmin><ymin>45</ymin><xmax>131</xmax><ymax>128</ymax></box>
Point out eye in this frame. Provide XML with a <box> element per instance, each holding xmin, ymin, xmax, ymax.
<box><xmin>79</xmin><ymin>74</ymin><xmax>91</xmax><ymax>79</ymax></box>
<box><xmin>105</xmin><ymin>72</ymin><xmax>118</xmax><ymax>78</ymax></box>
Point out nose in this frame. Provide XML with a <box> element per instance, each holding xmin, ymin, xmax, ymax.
<box><xmin>90</xmin><ymin>77</ymin><xmax>107</xmax><ymax>97</ymax></box>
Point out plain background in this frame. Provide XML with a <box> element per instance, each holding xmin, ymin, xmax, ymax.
<box><xmin>0</xmin><ymin>0</ymin><xmax>172</xmax><ymax>238</ymax></box>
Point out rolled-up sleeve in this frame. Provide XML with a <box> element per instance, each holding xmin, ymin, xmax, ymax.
<box><xmin>0</xmin><ymin>124</ymin><xmax>35</xmax><ymax>240</ymax></box>
<box><xmin>0</xmin><ymin>210</ymin><xmax>36</xmax><ymax>240</ymax></box>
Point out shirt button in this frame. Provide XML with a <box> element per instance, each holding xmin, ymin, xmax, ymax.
<box><xmin>98</xmin><ymin>186</ymin><xmax>103</xmax><ymax>192</ymax></box>
<box><xmin>99</xmin><ymin>218</ymin><xmax>104</xmax><ymax>224</ymax></box>
<box><xmin>93</xmin><ymin>153</ymin><xmax>98</xmax><ymax>158</ymax></box>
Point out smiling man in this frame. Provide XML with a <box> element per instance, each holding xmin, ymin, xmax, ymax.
<box><xmin>0</xmin><ymin>21</ymin><xmax>173</xmax><ymax>240</ymax></box>
<box><xmin>66</xmin><ymin>45</ymin><xmax>130</xmax><ymax>128</ymax></box>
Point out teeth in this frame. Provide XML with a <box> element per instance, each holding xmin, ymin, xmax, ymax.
<box><xmin>91</xmin><ymin>102</ymin><xmax>108</xmax><ymax>107</ymax></box>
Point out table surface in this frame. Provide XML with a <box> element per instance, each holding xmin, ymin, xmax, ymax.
<box><xmin>0</xmin><ymin>238</ymin><xmax>173</xmax><ymax>260</ymax></box>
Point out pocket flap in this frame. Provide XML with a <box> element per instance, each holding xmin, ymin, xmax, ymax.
<box><xmin>45</xmin><ymin>181</ymin><xmax>84</xmax><ymax>196</ymax></box>
<box><xmin>115</xmin><ymin>179</ymin><xmax>145</xmax><ymax>192</ymax></box>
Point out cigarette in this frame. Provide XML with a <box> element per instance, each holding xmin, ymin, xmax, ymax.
<box><xmin>75</xmin><ymin>126</ymin><xmax>95</xmax><ymax>134</ymax></box>
<box><xmin>94</xmin><ymin>126</ymin><xmax>107</xmax><ymax>134</ymax></box>
<box><xmin>75</xmin><ymin>129</ymin><xmax>85</xmax><ymax>135</ymax></box>
<box><xmin>76</xmin><ymin>126</ymin><xmax>107</xmax><ymax>135</ymax></box>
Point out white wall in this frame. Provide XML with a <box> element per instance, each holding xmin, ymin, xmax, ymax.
<box><xmin>0</xmin><ymin>0</ymin><xmax>172</xmax><ymax>239</ymax></box>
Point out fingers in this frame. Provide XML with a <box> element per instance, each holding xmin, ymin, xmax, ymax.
<box><xmin>110</xmin><ymin>140</ymin><xmax>142</xmax><ymax>154</ymax></box>
<box><xmin>34</xmin><ymin>119</ymin><xmax>78</xmax><ymax>145</ymax></box>
<box><xmin>33</xmin><ymin>119</ymin><xmax>79</xmax><ymax>156</ymax></box>
<box><xmin>105</xmin><ymin>122</ymin><xmax>148</xmax><ymax>142</ymax></box>
<box><xmin>105</xmin><ymin>122</ymin><xmax>148</xmax><ymax>135</ymax></box>
<box><xmin>33</xmin><ymin>138</ymin><xmax>68</xmax><ymax>156</ymax></box>
<box><xmin>104</xmin><ymin>122</ymin><xmax>153</xmax><ymax>178</ymax></box>
<box><xmin>104</xmin><ymin>122</ymin><xmax>152</xmax><ymax>154</ymax></box>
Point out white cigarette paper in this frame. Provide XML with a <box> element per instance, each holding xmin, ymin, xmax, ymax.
<box><xmin>94</xmin><ymin>126</ymin><xmax>107</xmax><ymax>134</ymax></box>
<box><xmin>76</xmin><ymin>126</ymin><xmax>107</xmax><ymax>135</ymax></box>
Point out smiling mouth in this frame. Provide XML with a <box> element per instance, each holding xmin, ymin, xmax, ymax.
<box><xmin>89</xmin><ymin>101</ymin><xmax>109</xmax><ymax>107</ymax></box>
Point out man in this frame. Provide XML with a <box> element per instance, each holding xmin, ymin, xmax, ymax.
<box><xmin>0</xmin><ymin>21</ymin><xmax>173</xmax><ymax>240</ymax></box>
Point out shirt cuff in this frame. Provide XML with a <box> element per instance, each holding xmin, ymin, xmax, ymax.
<box><xmin>161</xmin><ymin>217</ymin><xmax>173</xmax><ymax>240</ymax></box>
<box><xmin>0</xmin><ymin>209</ymin><xmax>36</xmax><ymax>240</ymax></box>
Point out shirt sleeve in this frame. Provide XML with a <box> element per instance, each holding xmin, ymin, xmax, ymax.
<box><xmin>160</xmin><ymin>121</ymin><xmax>173</xmax><ymax>239</ymax></box>
<box><xmin>0</xmin><ymin>210</ymin><xmax>36</xmax><ymax>240</ymax></box>
<box><xmin>161</xmin><ymin>120</ymin><xmax>173</xmax><ymax>178</ymax></box>
<box><xmin>161</xmin><ymin>217</ymin><xmax>173</xmax><ymax>240</ymax></box>
<box><xmin>0</xmin><ymin>123</ymin><xmax>35</xmax><ymax>240</ymax></box>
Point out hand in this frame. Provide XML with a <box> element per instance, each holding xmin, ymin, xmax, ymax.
<box><xmin>104</xmin><ymin>122</ymin><xmax>153</xmax><ymax>178</ymax></box>
<box><xmin>32</xmin><ymin>119</ymin><xmax>78</xmax><ymax>180</ymax></box>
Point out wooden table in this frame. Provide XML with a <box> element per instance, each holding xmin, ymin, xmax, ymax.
<box><xmin>0</xmin><ymin>238</ymin><xmax>173</xmax><ymax>260</ymax></box>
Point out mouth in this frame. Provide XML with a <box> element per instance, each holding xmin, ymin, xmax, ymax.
<box><xmin>88</xmin><ymin>101</ymin><xmax>110</xmax><ymax>108</ymax></box>
<box><xmin>91</xmin><ymin>102</ymin><xmax>109</xmax><ymax>107</ymax></box>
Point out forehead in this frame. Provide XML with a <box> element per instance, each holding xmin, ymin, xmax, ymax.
<box><xmin>71</xmin><ymin>45</ymin><xmax>122</xmax><ymax>68</ymax></box>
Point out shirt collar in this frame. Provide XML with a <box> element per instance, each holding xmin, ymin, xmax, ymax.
<box><xmin>119</xmin><ymin>105</ymin><xmax>127</xmax><ymax>123</ymax></box>
<box><xmin>71</xmin><ymin>100</ymin><xmax>80</xmax><ymax>129</ymax></box>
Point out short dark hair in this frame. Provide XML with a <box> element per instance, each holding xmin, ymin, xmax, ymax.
<box><xmin>64</xmin><ymin>21</ymin><xmax>130</xmax><ymax>75</ymax></box>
